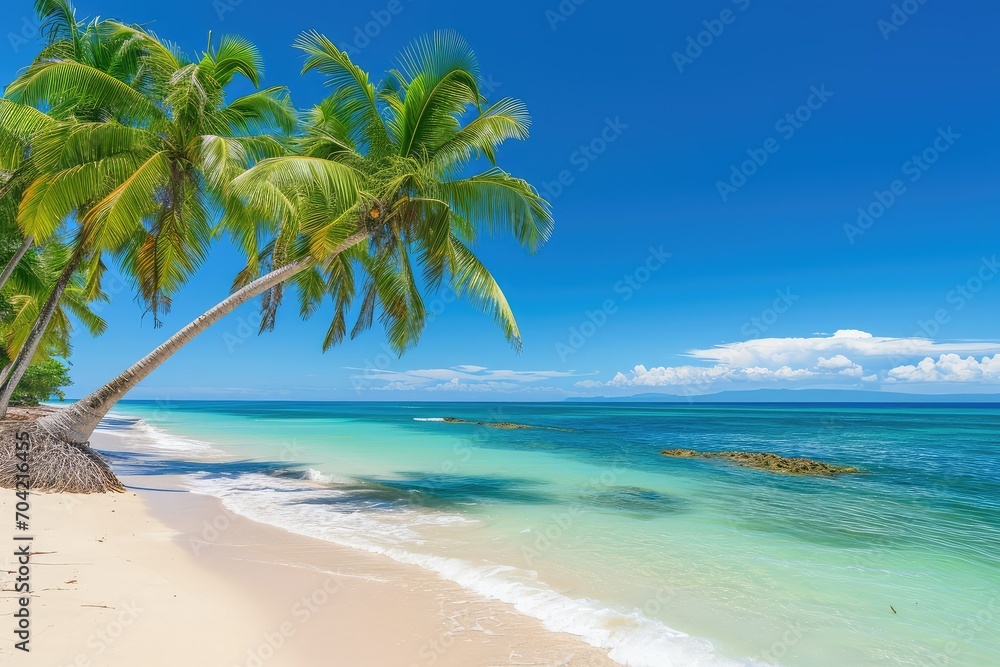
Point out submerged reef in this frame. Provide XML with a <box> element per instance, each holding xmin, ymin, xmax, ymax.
<box><xmin>442</xmin><ymin>417</ymin><xmax>571</xmax><ymax>432</ymax></box>
<box><xmin>660</xmin><ymin>448</ymin><xmax>863</xmax><ymax>476</ymax></box>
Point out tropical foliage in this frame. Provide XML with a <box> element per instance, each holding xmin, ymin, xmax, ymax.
<box><xmin>0</xmin><ymin>221</ymin><xmax>79</xmax><ymax>404</ymax></box>
<box><xmin>0</xmin><ymin>1</ymin><xmax>552</xmax><ymax>494</ymax></box>
<box><xmin>223</xmin><ymin>30</ymin><xmax>551</xmax><ymax>354</ymax></box>
<box><xmin>0</xmin><ymin>0</ymin><xmax>294</xmax><ymax>415</ymax></box>
<box><xmin>5</xmin><ymin>359</ymin><xmax>72</xmax><ymax>406</ymax></box>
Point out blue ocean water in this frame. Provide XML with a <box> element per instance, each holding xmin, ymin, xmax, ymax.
<box><xmin>100</xmin><ymin>401</ymin><xmax>1000</xmax><ymax>666</ymax></box>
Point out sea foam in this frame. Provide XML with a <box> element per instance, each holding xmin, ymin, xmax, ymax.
<box><xmin>99</xmin><ymin>412</ymin><xmax>765</xmax><ymax>667</ymax></box>
<box><xmin>184</xmin><ymin>471</ymin><xmax>765</xmax><ymax>667</ymax></box>
<box><xmin>97</xmin><ymin>411</ymin><xmax>224</xmax><ymax>457</ymax></box>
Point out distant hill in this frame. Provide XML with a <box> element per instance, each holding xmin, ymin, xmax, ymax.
<box><xmin>565</xmin><ymin>388</ymin><xmax>1000</xmax><ymax>403</ymax></box>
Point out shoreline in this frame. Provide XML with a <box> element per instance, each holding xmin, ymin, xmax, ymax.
<box><xmin>0</xmin><ymin>426</ymin><xmax>617</xmax><ymax>666</ymax></box>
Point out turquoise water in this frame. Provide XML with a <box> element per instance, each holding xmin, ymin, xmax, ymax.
<box><xmin>100</xmin><ymin>401</ymin><xmax>1000</xmax><ymax>666</ymax></box>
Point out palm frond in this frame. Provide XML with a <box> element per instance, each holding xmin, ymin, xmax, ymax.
<box><xmin>205</xmin><ymin>35</ymin><xmax>263</xmax><ymax>87</ymax></box>
<box><xmin>7</xmin><ymin>60</ymin><xmax>163</xmax><ymax>124</ymax></box>
<box><xmin>447</xmin><ymin>234</ymin><xmax>521</xmax><ymax>351</ymax></box>
<box><xmin>392</xmin><ymin>30</ymin><xmax>483</xmax><ymax>158</ymax></box>
<box><xmin>440</xmin><ymin>167</ymin><xmax>553</xmax><ymax>251</ymax></box>
<box><xmin>294</xmin><ymin>31</ymin><xmax>390</xmax><ymax>151</ymax></box>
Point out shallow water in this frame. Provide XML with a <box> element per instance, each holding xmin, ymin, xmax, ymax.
<box><xmin>98</xmin><ymin>401</ymin><xmax>1000</xmax><ymax>666</ymax></box>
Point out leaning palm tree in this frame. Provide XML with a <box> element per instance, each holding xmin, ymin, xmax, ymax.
<box><xmin>10</xmin><ymin>30</ymin><xmax>552</xmax><ymax>493</ymax></box>
<box><xmin>0</xmin><ymin>22</ymin><xmax>294</xmax><ymax>416</ymax></box>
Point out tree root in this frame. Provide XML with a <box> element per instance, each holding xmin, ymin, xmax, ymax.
<box><xmin>0</xmin><ymin>421</ymin><xmax>125</xmax><ymax>493</ymax></box>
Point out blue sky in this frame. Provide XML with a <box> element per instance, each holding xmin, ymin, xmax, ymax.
<box><xmin>3</xmin><ymin>0</ymin><xmax>1000</xmax><ymax>400</ymax></box>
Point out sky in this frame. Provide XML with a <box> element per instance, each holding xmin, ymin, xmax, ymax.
<box><xmin>2</xmin><ymin>0</ymin><xmax>1000</xmax><ymax>401</ymax></box>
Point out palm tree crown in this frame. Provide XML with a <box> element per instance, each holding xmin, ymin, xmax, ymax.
<box><xmin>0</xmin><ymin>3</ymin><xmax>294</xmax><ymax>415</ymax></box>
<box><xmin>226</xmin><ymin>30</ymin><xmax>552</xmax><ymax>354</ymax></box>
<box><xmin>16</xmin><ymin>28</ymin><xmax>553</xmax><ymax>494</ymax></box>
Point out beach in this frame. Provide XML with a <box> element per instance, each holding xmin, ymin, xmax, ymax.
<box><xmin>0</xmin><ymin>0</ymin><xmax>995</xmax><ymax>664</ymax></box>
<box><xmin>3</xmin><ymin>401</ymin><xmax>999</xmax><ymax>666</ymax></box>
<box><xmin>0</xmin><ymin>427</ymin><xmax>616</xmax><ymax>666</ymax></box>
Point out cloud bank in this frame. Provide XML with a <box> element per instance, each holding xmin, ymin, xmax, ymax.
<box><xmin>352</xmin><ymin>365</ymin><xmax>587</xmax><ymax>393</ymax></box>
<box><xmin>591</xmin><ymin>330</ymin><xmax>1000</xmax><ymax>390</ymax></box>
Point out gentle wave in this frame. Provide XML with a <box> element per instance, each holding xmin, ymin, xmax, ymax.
<box><xmin>413</xmin><ymin>417</ymin><xmax>446</xmax><ymax>422</ymax></box>
<box><xmin>185</xmin><ymin>471</ymin><xmax>762</xmax><ymax>667</ymax></box>
<box><xmin>101</xmin><ymin>411</ymin><xmax>765</xmax><ymax>666</ymax></box>
<box><xmin>98</xmin><ymin>411</ymin><xmax>224</xmax><ymax>457</ymax></box>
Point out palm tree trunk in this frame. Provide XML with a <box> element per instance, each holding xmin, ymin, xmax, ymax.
<box><xmin>0</xmin><ymin>245</ymin><xmax>85</xmax><ymax>416</ymax></box>
<box><xmin>0</xmin><ymin>235</ymin><xmax>32</xmax><ymax>292</ymax></box>
<box><xmin>37</xmin><ymin>232</ymin><xmax>369</xmax><ymax>444</ymax></box>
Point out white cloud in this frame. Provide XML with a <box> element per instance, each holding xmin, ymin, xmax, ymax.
<box><xmin>887</xmin><ymin>354</ymin><xmax>1000</xmax><ymax>383</ymax></box>
<box><xmin>687</xmin><ymin>330</ymin><xmax>1000</xmax><ymax>368</ymax></box>
<box><xmin>816</xmin><ymin>354</ymin><xmax>854</xmax><ymax>369</ymax></box>
<box><xmin>591</xmin><ymin>331</ymin><xmax>1000</xmax><ymax>391</ymax></box>
<box><xmin>424</xmin><ymin>379</ymin><xmax>563</xmax><ymax>393</ymax></box>
<box><xmin>816</xmin><ymin>355</ymin><xmax>865</xmax><ymax>377</ymax></box>
<box><xmin>353</xmin><ymin>365</ymin><xmax>589</xmax><ymax>392</ymax></box>
<box><xmin>602</xmin><ymin>364</ymin><xmax>816</xmax><ymax>388</ymax></box>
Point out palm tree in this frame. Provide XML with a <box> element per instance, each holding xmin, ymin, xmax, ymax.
<box><xmin>19</xmin><ymin>31</ymin><xmax>552</xmax><ymax>493</ymax></box>
<box><xmin>0</xmin><ymin>99</ymin><xmax>54</xmax><ymax>292</ymax></box>
<box><xmin>0</xmin><ymin>0</ymin><xmax>123</xmax><ymax>291</ymax></box>
<box><xmin>0</xmin><ymin>1</ymin><xmax>152</xmax><ymax>399</ymax></box>
<box><xmin>0</xmin><ymin>19</ymin><xmax>294</xmax><ymax>416</ymax></box>
<box><xmin>2</xmin><ymin>239</ymin><xmax>107</xmax><ymax>362</ymax></box>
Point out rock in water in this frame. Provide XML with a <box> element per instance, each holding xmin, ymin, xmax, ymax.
<box><xmin>660</xmin><ymin>448</ymin><xmax>862</xmax><ymax>476</ymax></box>
<box><xmin>441</xmin><ymin>417</ymin><xmax>571</xmax><ymax>432</ymax></box>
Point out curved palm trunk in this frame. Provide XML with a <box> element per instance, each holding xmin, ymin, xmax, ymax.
<box><xmin>37</xmin><ymin>232</ymin><xmax>368</xmax><ymax>445</ymax></box>
<box><xmin>0</xmin><ymin>235</ymin><xmax>32</xmax><ymax>292</ymax></box>
<box><xmin>0</xmin><ymin>246</ymin><xmax>85</xmax><ymax>416</ymax></box>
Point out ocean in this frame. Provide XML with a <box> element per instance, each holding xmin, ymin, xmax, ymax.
<box><xmin>95</xmin><ymin>401</ymin><xmax>1000</xmax><ymax>666</ymax></box>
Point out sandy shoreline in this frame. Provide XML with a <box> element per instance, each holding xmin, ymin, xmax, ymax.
<box><xmin>0</xmin><ymin>429</ymin><xmax>617</xmax><ymax>666</ymax></box>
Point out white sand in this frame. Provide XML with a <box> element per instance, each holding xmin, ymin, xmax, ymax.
<box><xmin>0</xmin><ymin>430</ymin><xmax>616</xmax><ymax>666</ymax></box>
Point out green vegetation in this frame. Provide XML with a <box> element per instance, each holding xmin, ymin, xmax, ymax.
<box><xmin>0</xmin><ymin>0</ymin><xmax>295</xmax><ymax>414</ymax></box>
<box><xmin>4</xmin><ymin>358</ymin><xmax>72</xmax><ymax>406</ymax></box>
<box><xmin>1</xmin><ymin>202</ymin><xmax>78</xmax><ymax>407</ymax></box>
<box><xmin>0</xmin><ymin>0</ymin><xmax>551</xmax><ymax>493</ymax></box>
